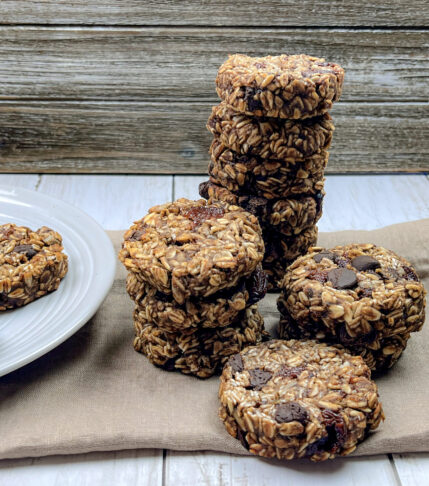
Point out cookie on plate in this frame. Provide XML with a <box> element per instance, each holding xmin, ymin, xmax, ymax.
<box><xmin>277</xmin><ymin>244</ymin><xmax>427</xmax><ymax>370</ymax></box>
<box><xmin>207</xmin><ymin>102</ymin><xmax>334</xmax><ymax>160</ymax></box>
<box><xmin>208</xmin><ymin>139</ymin><xmax>327</xmax><ymax>199</ymax></box>
<box><xmin>119</xmin><ymin>198</ymin><xmax>264</xmax><ymax>304</ymax></box>
<box><xmin>0</xmin><ymin>224</ymin><xmax>68</xmax><ymax>310</ymax></box>
<box><xmin>127</xmin><ymin>265</ymin><xmax>267</xmax><ymax>332</ymax></box>
<box><xmin>216</xmin><ymin>54</ymin><xmax>345</xmax><ymax>119</ymax></box>
<box><xmin>219</xmin><ymin>339</ymin><xmax>384</xmax><ymax>460</ymax></box>
<box><xmin>133</xmin><ymin>305</ymin><xmax>267</xmax><ymax>378</ymax></box>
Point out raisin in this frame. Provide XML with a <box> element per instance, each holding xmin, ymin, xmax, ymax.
<box><xmin>246</xmin><ymin>267</ymin><xmax>268</xmax><ymax>305</ymax></box>
<box><xmin>277</xmin><ymin>365</ymin><xmax>306</xmax><ymax>379</ymax></box>
<box><xmin>403</xmin><ymin>266</ymin><xmax>418</xmax><ymax>281</ymax></box>
<box><xmin>181</xmin><ymin>206</ymin><xmax>224</xmax><ymax>227</ymax></box>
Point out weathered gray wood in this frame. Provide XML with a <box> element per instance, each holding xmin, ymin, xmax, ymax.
<box><xmin>0</xmin><ymin>1</ymin><xmax>428</xmax><ymax>26</ymax></box>
<box><xmin>0</xmin><ymin>101</ymin><xmax>427</xmax><ymax>174</ymax></box>
<box><xmin>0</xmin><ymin>27</ymin><xmax>427</xmax><ymax>102</ymax></box>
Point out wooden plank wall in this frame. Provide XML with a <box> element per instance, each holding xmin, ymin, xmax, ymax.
<box><xmin>0</xmin><ymin>2</ymin><xmax>428</xmax><ymax>174</ymax></box>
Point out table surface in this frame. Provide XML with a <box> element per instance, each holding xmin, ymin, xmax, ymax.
<box><xmin>0</xmin><ymin>172</ymin><xmax>429</xmax><ymax>486</ymax></box>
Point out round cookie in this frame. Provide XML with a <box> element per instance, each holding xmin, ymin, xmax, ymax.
<box><xmin>277</xmin><ymin>244</ymin><xmax>427</xmax><ymax>370</ymax></box>
<box><xmin>199</xmin><ymin>180</ymin><xmax>323</xmax><ymax>235</ymax></box>
<box><xmin>208</xmin><ymin>139</ymin><xmax>327</xmax><ymax>199</ymax></box>
<box><xmin>216</xmin><ymin>54</ymin><xmax>345</xmax><ymax>119</ymax></box>
<box><xmin>0</xmin><ymin>223</ymin><xmax>68</xmax><ymax>310</ymax></box>
<box><xmin>127</xmin><ymin>265</ymin><xmax>267</xmax><ymax>332</ymax></box>
<box><xmin>119</xmin><ymin>198</ymin><xmax>264</xmax><ymax>304</ymax></box>
<box><xmin>207</xmin><ymin>102</ymin><xmax>334</xmax><ymax>160</ymax></box>
<box><xmin>219</xmin><ymin>339</ymin><xmax>384</xmax><ymax>461</ymax></box>
<box><xmin>133</xmin><ymin>305</ymin><xmax>267</xmax><ymax>379</ymax></box>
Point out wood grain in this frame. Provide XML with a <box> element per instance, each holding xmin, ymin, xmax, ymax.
<box><xmin>0</xmin><ymin>28</ymin><xmax>427</xmax><ymax>102</ymax></box>
<box><xmin>0</xmin><ymin>450</ymin><xmax>164</xmax><ymax>486</ymax></box>
<box><xmin>1</xmin><ymin>1</ymin><xmax>428</xmax><ymax>26</ymax></box>
<box><xmin>165</xmin><ymin>451</ymin><xmax>399</xmax><ymax>486</ymax></box>
<box><xmin>0</xmin><ymin>102</ymin><xmax>427</xmax><ymax>173</ymax></box>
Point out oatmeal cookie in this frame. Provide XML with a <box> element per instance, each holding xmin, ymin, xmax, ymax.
<box><xmin>208</xmin><ymin>139</ymin><xmax>327</xmax><ymax>199</ymax></box>
<box><xmin>277</xmin><ymin>244</ymin><xmax>427</xmax><ymax>370</ymax></box>
<box><xmin>207</xmin><ymin>102</ymin><xmax>334</xmax><ymax>159</ymax></box>
<box><xmin>263</xmin><ymin>227</ymin><xmax>319</xmax><ymax>290</ymax></box>
<box><xmin>133</xmin><ymin>305</ymin><xmax>267</xmax><ymax>378</ymax></box>
<box><xmin>127</xmin><ymin>265</ymin><xmax>267</xmax><ymax>332</ymax></box>
<box><xmin>264</xmin><ymin>226</ymin><xmax>318</xmax><ymax>263</ymax></box>
<box><xmin>0</xmin><ymin>223</ymin><xmax>68</xmax><ymax>310</ymax></box>
<box><xmin>219</xmin><ymin>339</ymin><xmax>384</xmax><ymax>461</ymax></box>
<box><xmin>199</xmin><ymin>180</ymin><xmax>323</xmax><ymax>235</ymax></box>
<box><xmin>119</xmin><ymin>198</ymin><xmax>264</xmax><ymax>304</ymax></box>
<box><xmin>216</xmin><ymin>54</ymin><xmax>345</xmax><ymax>119</ymax></box>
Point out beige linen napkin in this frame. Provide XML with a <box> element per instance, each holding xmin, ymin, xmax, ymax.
<box><xmin>0</xmin><ymin>219</ymin><xmax>428</xmax><ymax>460</ymax></box>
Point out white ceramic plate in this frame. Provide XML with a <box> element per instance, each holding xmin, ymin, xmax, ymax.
<box><xmin>0</xmin><ymin>184</ymin><xmax>116</xmax><ymax>377</ymax></box>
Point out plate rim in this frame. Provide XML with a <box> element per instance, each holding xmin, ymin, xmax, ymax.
<box><xmin>0</xmin><ymin>184</ymin><xmax>116</xmax><ymax>377</ymax></box>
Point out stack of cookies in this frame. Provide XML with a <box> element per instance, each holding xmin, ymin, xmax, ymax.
<box><xmin>119</xmin><ymin>198</ymin><xmax>268</xmax><ymax>378</ymax></box>
<box><xmin>277</xmin><ymin>244</ymin><xmax>427</xmax><ymax>370</ymax></box>
<box><xmin>199</xmin><ymin>54</ymin><xmax>344</xmax><ymax>289</ymax></box>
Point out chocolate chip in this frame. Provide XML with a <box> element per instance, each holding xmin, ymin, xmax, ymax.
<box><xmin>228</xmin><ymin>354</ymin><xmax>244</xmax><ymax>373</ymax></box>
<box><xmin>327</xmin><ymin>268</ymin><xmax>357</xmax><ymax>290</ymax></box>
<box><xmin>248</xmin><ymin>368</ymin><xmax>272</xmax><ymax>390</ymax></box>
<box><xmin>351</xmin><ymin>255</ymin><xmax>381</xmax><ymax>272</ymax></box>
<box><xmin>275</xmin><ymin>402</ymin><xmax>308</xmax><ymax>424</ymax></box>
<box><xmin>246</xmin><ymin>267</ymin><xmax>268</xmax><ymax>305</ymax></box>
<box><xmin>277</xmin><ymin>365</ymin><xmax>306</xmax><ymax>379</ymax></box>
<box><xmin>13</xmin><ymin>244</ymin><xmax>37</xmax><ymax>259</ymax></box>
<box><xmin>313</xmin><ymin>251</ymin><xmax>334</xmax><ymax>263</ymax></box>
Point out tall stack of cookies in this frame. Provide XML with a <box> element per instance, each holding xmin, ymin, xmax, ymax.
<box><xmin>119</xmin><ymin>198</ymin><xmax>268</xmax><ymax>378</ymax></box>
<box><xmin>199</xmin><ymin>54</ymin><xmax>344</xmax><ymax>289</ymax></box>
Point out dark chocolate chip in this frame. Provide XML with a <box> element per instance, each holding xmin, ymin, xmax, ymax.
<box><xmin>275</xmin><ymin>402</ymin><xmax>308</xmax><ymax>424</ymax></box>
<box><xmin>313</xmin><ymin>251</ymin><xmax>334</xmax><ymax>263</ymax></box>
<box><xmin>327</xmin><ymin>268</ymin><xmax>357</xmax><ymax>290</ymax></box>
<box><xmin>351</xmin><ymin>255</ymin><xmax>381</xmax><ymax>272</ymax></box>
<box><xmin>248</xmin><ymin>368</ymin><xmax>272</xmax><ymax>390</ymax></box>
<box><xmin>13</xmin><ymin>244</ymin><xmax>37</xmax><ymax>259</ymax></box>
<box><xmin>228</xmin><ymin>354</ymin><xmax>244</xmax><ymax>373</ymax></box>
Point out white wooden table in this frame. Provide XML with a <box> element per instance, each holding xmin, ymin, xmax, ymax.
<box><xmin>1</xmin><ymin>173</ymin><xmax>429</xmax><ymax>486</ymax></box>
